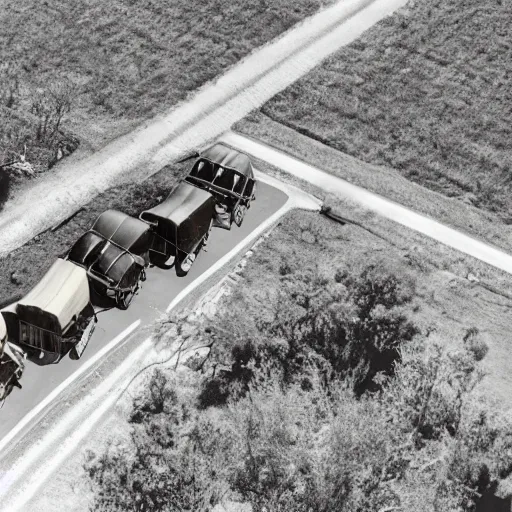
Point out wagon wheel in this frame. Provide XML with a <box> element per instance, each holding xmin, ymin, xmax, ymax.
<box><xmin>202</xmin><ymin>218</ymin><xmax>214</xmax><ymax>251</ymax></box>
<box><xmin>117</xmin><ymin>289</ymin><xmax>136</xmax><ymax>310</ymax></box>
<box><xmin>68</xmin><ymin>347</ymin><xmax>80</xmax><ymax>360</ymax></box>
<box><xmin>233</xmin><ymin>204</ymin><xmax>247</xmax><ymax>227</ymax></box>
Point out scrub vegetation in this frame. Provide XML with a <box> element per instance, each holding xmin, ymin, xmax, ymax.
<box><xmin>84</xmin><ymin>210</ymin><xmax>512</xmax><ymax>511</ymax></box>
<box><xmin>0</xmin><ymin>75</ymin><xmax>79</xmax><ymax>202</ymax></box>
<box><xmin>0</xmin><ymin>0</ymin><xmax>333</xmax><ymax>204</ymax></box>
<box><xmin>257</xmin><ymin>0</ymin><xmax>512</xmax><ymax>221</ymax></box>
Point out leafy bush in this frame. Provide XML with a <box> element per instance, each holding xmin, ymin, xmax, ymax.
<box><xmin>85</xmin><ymin>223</ymin><xmax>511</xmax><ymax>511</ymax></box>
<box><xmin>88</xmin><ymin>370</ymin><xmax>403</xmax><ymax>512</ymax></box>
<box><xmin>463</xmin><ymin>327</ymin><xmax>489</xmax><ymax>363</ymax></box>
<box><xmin>86</xmin><ymin>370</ymin><xmax>225</xmax><ymax>512</ymax></box>
<box><xmin>199</xmin><ymin>262</ymin><xmax>417</xmax><ymax>404</ymax></box>
<box><xmin>88</xmin><ymin>336</ymin><xmax>502</xmax><ymax>512</ymax></box>
<box><xmin>0</xmin><ymin>86</ymin><xmax>78</xmax><ymax>173</ymax></box>
<box><xmin>85</xmin><ymin>303</ymin><xmax>511</xmax><ymax>512</ymax></box>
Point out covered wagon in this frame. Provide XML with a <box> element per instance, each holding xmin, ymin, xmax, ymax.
<box><xmin>10</xmin><ymin>258</ymin><xmax>96</xmax><ymax>365</ymax></box>
<box><xmin>0</xmin><ymin>312</ymin><xmax>24</xmax><ymax>401</ymax></box>
<box><xmin>67</xmin><ymin>210</ymin><xmax>151</xmax><ymax>309</ymax></box>
<box><xmin>185</xmin><ymin>144</ymin><xmax>257</xmax><ymax>229</ymax></box>
<box><xmin>140</xmin><ymin>181</ymin><xmax>215</xmax><ymax>275</ymax></box>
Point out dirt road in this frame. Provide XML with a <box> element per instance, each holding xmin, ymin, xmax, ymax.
<box><xmin>0</xmin><ymin>0</ymin><xmax>408</xmax><ymax>258</ymax></box>
<box><xmin>220</xmin><ymin>131</ymin><xmax>512</xmax><ymax>276</ymax></box>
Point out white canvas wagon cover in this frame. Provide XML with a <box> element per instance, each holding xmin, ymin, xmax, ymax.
<box><xmin>17</xmin><ymin>258</ymin><xmax>90</xmax><ymax>335</ymax></box>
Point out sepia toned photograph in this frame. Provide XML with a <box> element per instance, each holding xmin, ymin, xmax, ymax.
<box><xmin>0</xmin><ymin>0</ymin><xmax>511</xmax><ymax>510</ymax></box>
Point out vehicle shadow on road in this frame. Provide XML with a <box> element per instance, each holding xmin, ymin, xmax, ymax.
<box><xmin>0</xmin><ymin>172</ymin><xmax>10</xmax><ymax>212</ymax></box>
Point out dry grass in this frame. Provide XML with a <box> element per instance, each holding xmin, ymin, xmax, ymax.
<box><xmin>240</xmin><ymin>155</ymin><xmax>512</xmax><ymax>407</ymax></box>
<box><xmin>256</xmin><ymin>0</ymin><xmax>512</xmax><ymax>221</ymax></box>
<box><xmin>237</xmin><ymin>208</ymin><xmax>512</xmax><ymax>408</ymax></box>
<box><xmin>1</xmin><ymin>0</ymin><xmax>333</xmax><ymax>152</ymax></box>
<box><xmin>236</xmin><ymin>113</ymin><xmax>512</xmax><ymax>252</ymax></box>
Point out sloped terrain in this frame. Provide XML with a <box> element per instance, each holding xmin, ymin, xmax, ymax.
<box><xmin>0</xmin><ymin>0</ymin><xmax>334</xmax><ymax>149</ymax></box>
<box><xmin>80</xmin><ymin>209</ymin><xmax>512</xmax><ymax>511</ymax></box>
<box><xmin>259</xmin><ymin>0</ymin><xmax>512</xmax><ymax>220</ymax></box>
<box><xmin>0</xmin><ymin>0</ymin><xmax>334</xmax><ymax>208</ymax></box>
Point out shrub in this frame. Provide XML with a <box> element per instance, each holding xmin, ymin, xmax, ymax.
<box><xmin>30</xmin><ymin>79</ymin><xmax>76</xmax><ymax>147</ymax></box>
<box><xmin>86</xmin><ymin>371</ymin><xmax>225</xmax><ymax>512</ymax></box>
<box><xmin>198</xmin><ymin>263</ymin><xmax>418</xmax><ymax>405</ymax></box>
<box><xmin>266</xmin><ymin>263</ymin><xmax>418</xmax><ymax>394</ymax></box>
<box><xmin>463</xmin><ymin>327</ymin><xmax>489</xmax><ymax>362</ymax></box>
<box><xmin>86</xmin><ymin>326</ymin><xmax>505</xmax><ymax>512</ymax></box>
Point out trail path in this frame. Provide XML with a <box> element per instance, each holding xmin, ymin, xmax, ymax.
<box><xmin>0</xmin><ymin>0</ymin><xmax>407</xmax><ymax>257</ymax></box>
<box><xmin>221</xmin><ymin>131</ymin><xmax>512</xmax><ymax>276</ymax></box>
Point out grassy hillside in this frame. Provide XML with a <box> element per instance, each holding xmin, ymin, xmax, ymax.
<box><xmin>0</xmin><ymin>0</ymin><xmax>333</xmax><ymax>151</ymax></box>
<box><xmin>0</xmin><ymin>0</ymin><xmax>333</xmax><ymax>207</ymax></box>
<box><xmin>259</xmin><ymin>0</ymin><xmax>512</xmax><ymax>220</ymax></box>
<box><xmin>84</xmin><ymin>210</ymin><xmax>512</xmax><ymax>511</ymax></box>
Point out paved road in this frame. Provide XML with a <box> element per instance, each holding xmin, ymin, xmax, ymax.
<box><xmin>221</xmin><ymin>132</ymin><xmax>512</xmax><ymax>276</ymax></box>
<box><xmin>0</xmin><ymin>181</ymin><xmax>287</xmax><ymax>441</ymax></box>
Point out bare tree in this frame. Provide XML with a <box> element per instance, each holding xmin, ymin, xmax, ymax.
<box><xmin>30</xmin><ymin>79</ymin><xmax>76</xmax><ymax>146</ymax></box>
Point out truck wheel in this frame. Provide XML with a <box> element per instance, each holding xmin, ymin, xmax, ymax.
<box><xmin>118</xmin><ymin>289</ymin><xmax>136</xmax><ymax>310</ymax></box>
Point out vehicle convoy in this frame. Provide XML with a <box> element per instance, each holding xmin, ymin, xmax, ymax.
<box><xmin>67</xmin><ymin>210</ymin><xmax>151</xmax><ymax>309</ymax></box>
<box><xmin>1</xmin><ymin>258</ymin><xmax>97</xmax><ymax>366</ymax></box>
<box><xmin>140</xmin><ymin>181</ymin><xmax>215</xmax><ymax>275</ymax></box>
<box><xmin>139</xmin><ymin>144</ymin><xmax>257</xmax><ymax>275</ymax></box>
<box><xmin>185</xmin><ymin>144</ymin><xmax>257</xmax><ymax>229</ymax></box>
<box><xmin>0</xmin><ymin>144</ymin><xmax>256</xmax><ymax>399</ymax></box>
<box><xmin>0</xmin><ymin>314</ymin><xmax>24</xmax><ymax>401</ymax></box>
